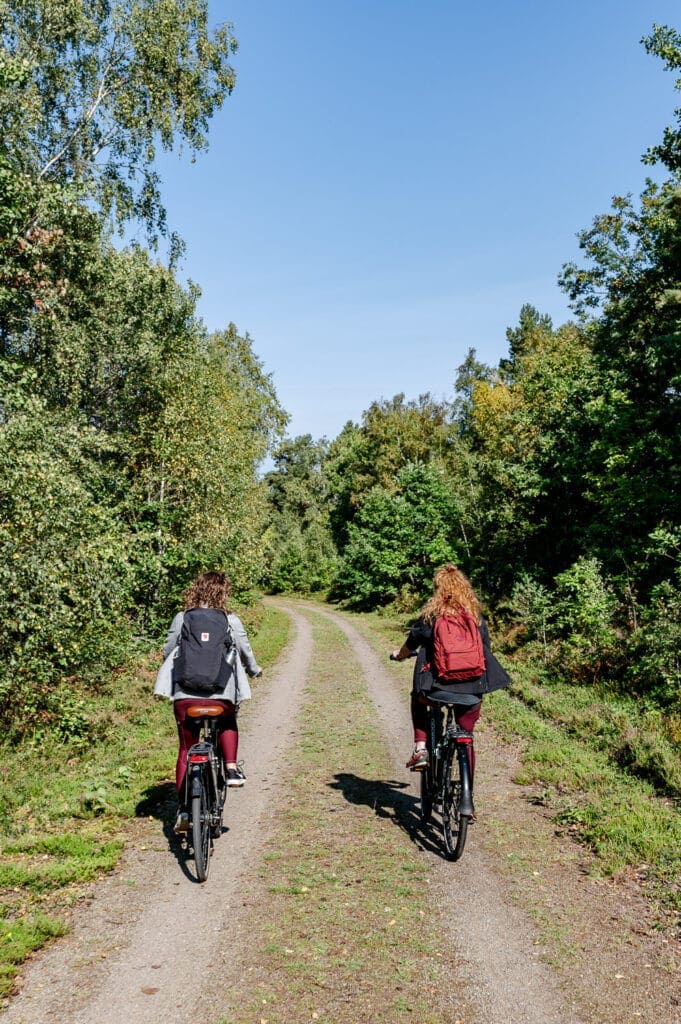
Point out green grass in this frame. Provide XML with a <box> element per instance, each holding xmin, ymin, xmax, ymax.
<box><xmin>249</xmin><ymin>605</ymin><xmax>290</xmax><ymax>667</ymax></box>
<box><xmin>218</xmin><ymin>611</ymin><xmax>470</xmax><ymax>1024</ymax></box>
<box><xmin>0</xmin><ymin>915</ymin><xmax>68</xmax><ymax>998</ymax></box>
<box><xmin>485</xmin><ymin>674</ymin><xmax>681</xmax><ymax>910</ymax></box>
<box><xmin>0</xmin><ymin>602</ymin><xmax>291</xmax><ymax>1001</ymax></box>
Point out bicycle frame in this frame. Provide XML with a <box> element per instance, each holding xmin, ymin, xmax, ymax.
<box><xmin>422</xmin><ymin>701</ymin><xmax>475</xmax><ymax>859</ymax></box>
<box><xmin>185</xmin><ymin>714</ymin><xmax>226</xmax><ymax>833</ymax></box>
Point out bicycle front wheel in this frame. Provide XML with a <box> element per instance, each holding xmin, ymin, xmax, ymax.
<box><xmin>211</xmin><ymin>757</ymin><xmax>227</xmax><ymax>839</ymax></box>
<box><xmin>420</xmin><ymin>709</ymin><xmax>440</xmax><ymax>824</ymax></box>
<box><xmin>419</xmin><ymin>766</ymin><xmax>433</xmax><ymax>824</ymax></box>
<box><xmin>191</xmin><ymin>770</ymin><xmax>212</xmax><ymax>882</ymax></box>
<box><xmin>441</xmin><ymin>747</ymin><xmax>467</xmax><ymax>861</ymax></box>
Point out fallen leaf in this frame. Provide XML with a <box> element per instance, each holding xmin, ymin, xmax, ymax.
<box><xmin>141</xmin><ymin>987</ymin><xmax>159</xmax><ymax>995</ymax></box>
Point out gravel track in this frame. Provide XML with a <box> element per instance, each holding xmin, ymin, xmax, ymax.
<box><xmin>2</xmin><ymin>608</ymin><xmax>313</xmax><ymax>1024</ymax></box>
<box><xmin>3</xmin><ymin>601</ymin><xmax>677</xmax><ymax>1024</ymax></box>
<box><xmin>315</xmin><ymin>604</ymin><xmax>588</xmax><ymax>1024</ymax></box>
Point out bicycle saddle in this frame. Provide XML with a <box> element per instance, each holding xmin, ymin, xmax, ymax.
<box><xmin>186</xmin><ymin>704</ymin><xmax>224</xmax><ymax>718</ymax></box>
<box><xmin>420</xmin><ymin>691</ymin><xmax>468</xmax><ymax>706</ymax></box>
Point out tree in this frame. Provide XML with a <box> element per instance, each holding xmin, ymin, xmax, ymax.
<box><xmin>325</xmin><ymin>393</ymin><xmax>454</xmax><ymax>547</ymax></box>
<box><xmin>558</xmin><ymin>29</ymin><xmax>681</xmax><ymax>583</ymax></box>
<box><xmin>264</xmin><ymin>435</ymin><xmax>337</xmax><ymax>594</ymax></box>
<box><xmin>0</xmin><ymin>0</ymin><xmax>237</xmax><ymax>245</ymax></box>
<box><xmin>333</xmin><ymin>462</ymin><xmax>464</xmax><ymax>608</ymax></box>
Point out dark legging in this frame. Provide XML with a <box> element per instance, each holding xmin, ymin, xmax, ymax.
<box><xmin>411</xmin><ymin>694</ymin><xmax>481</xmax><ymax>779</ymax></box>
<box><xmin>173</xmin><ymin>698</ymin><xmax>238</xmax><ymax>794</ymax></box>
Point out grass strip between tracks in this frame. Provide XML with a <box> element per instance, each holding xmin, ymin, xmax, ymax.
<box><xmin>0</xmin><ymin>604</ymin><xmax>290</xmax><ymax>1001</ymax></box>
<box><xmin>219</xmin><ymin>611</ymin><xmax>469</xmax><ymax>1024</ymax></box>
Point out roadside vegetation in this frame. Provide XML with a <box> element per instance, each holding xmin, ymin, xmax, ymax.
<box><xmin>0</xmin><ymin>605</ymin><xmax>290</xmax><ymax>1000</ymax></box>
<box><xmin>0</xmin><ymin>2</ymin><xmax>286</xmax><ymax>744</ymax></box>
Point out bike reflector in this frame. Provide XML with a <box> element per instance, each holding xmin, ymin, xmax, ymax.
<box><xmin>189</xmin><ymin>754</ymin><xmax>210</xmax><ymax>763</ymax></box>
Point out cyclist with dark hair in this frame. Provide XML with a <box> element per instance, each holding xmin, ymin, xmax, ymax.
<box><xmin>157</xmin><ymin>571</ymin><xmax>262</xmax><ymax>833</ymax></box>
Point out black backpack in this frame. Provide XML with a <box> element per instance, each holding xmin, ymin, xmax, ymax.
<box><xmin>172</xmin><ymin>608</ymin><xmax>235</xmax><ymax>695</ymax></box>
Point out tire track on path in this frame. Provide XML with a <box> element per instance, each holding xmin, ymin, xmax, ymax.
<box><xmin>2</xmin><ymin>608</ymin><xmax>313</xmax><ymax>1024</ymax></box>
<box><xmin>308</xmin><ymin>602</ymin><xmax>588</xmax><ymax>1024</ymax></box>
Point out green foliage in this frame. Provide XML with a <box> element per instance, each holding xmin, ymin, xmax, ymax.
<box><xmin>0</xmin><ymin>406</ymin><xmax>135</xmax><ymax>734</ymax></box>
<box><xmin>627</xmin><ymin>571</ymin><xmax>681</xmax><ymax>707</ymax></box>
<box><xmin>554</xmin><ymin>558</ymin><xmax>618</xmax><ymax>641</ymax></box>
<box><xmin>0</xmin><ymin>0</ymin><xmax>237</xmax><ymax>245</ymax></box>
<box><xmin>510</xmin><ymin>573</ymin><xmax>552</xmax><ymax>655</ymax></box>
<box><xmin>642</xmin><ymin>24</ymin><xmax>681</xmax><ymax>173</ymax></box>
<box><xmin>264</xmin><ymin>435</ymin><xmax>337</xmax><ymax>594</ymax></box>
<box><xmin>333</xmin><ymin>462</ymin><xmax>464</xmax><ymax>608</ymax></box>
<box><xmin>325</xmin><ymin>393</ymin><xmax>453</xmax><ymax>547</ymax></box>
<box><xmin>0</xmin><ymin>6</ymin><xmax>285</xmax><ymax>736</ymax></box>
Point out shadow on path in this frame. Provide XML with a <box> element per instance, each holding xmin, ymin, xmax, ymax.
<box><xmin>329</xmin><ymin>772</ymin><xmax>446</xmax><ymax>860</ymax></box>
<box><xmin>135</xmin><ymin>781</ymin><xmax>202</xmax><ymax>883</ymax></box>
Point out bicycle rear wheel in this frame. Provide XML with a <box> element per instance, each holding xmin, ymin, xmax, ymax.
<box><xmin>441</xmin><ymin>747</ymin><xmax>467</xmax><ymax>861</ymax></box>
<box><xmin>191</xmin><ymin>769</ymin><xmax>212</xmax><ymax>882</ymax></box>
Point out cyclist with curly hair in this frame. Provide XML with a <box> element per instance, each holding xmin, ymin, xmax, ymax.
<box><xmin>391</xmin><ymin>563</ymin><xmax>509</xmax><ymax>778</ymax></box>
<box><xmin>159</xmin><ymin>571</ymin><xmax>262</xmax><ymax>833</ymax></box>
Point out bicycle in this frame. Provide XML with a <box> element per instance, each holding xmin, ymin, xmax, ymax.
<box><xmin>419</xmin><ymin>695</ymin><xmax>475</xmax><ymax>861</ymax></box>
<box><xmin>182</xmin><ymin>703</ymin><xmax>229</xmax><ymax>882</ymax></box>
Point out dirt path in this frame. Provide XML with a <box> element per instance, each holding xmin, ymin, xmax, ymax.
<box><xmin>2</xmin><ymin>601</ymin><xmax>678</xmax><ymax>1024</ymax></box>
<box><xmin>315</xmin><ymin>605</ymin><xmax>588</xmax><ymax>1024</ymax></box>
<box><xmin>315</xmin><ymin>604</ymin><xmax>679</xmax><ymax>1024</ymax></box>
<box><xmin>2</xmin><ymin>608</ymin><xmax>313</xmax><ymax>1024</ymax></box>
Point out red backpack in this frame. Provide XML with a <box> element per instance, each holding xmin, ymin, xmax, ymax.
<box><xmin>432</xmin><ymin>611</ymin><xmax>486</xmax><ymax>681</ymax></box>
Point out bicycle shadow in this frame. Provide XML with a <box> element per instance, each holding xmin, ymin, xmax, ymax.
<box><xmin>135</xmin><ymin>781</ymin><xmax>210</xmax><ymax>883</ymax></box>
<box><xmin>328</xmin><ymin>772</ymin><xmax>445</xmax><ymax>859</ymax></box>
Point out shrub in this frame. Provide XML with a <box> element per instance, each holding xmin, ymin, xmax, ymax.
<box><xmin>626</xmin><ymin>572</ymin><xmax>681</xmax><ymax>709</ymax></box>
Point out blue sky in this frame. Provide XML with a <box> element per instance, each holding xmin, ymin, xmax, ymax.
<box><xmin>156</xmin><ymin>1</ymin><xmax>681</xmax><ymax>442</ymax></box>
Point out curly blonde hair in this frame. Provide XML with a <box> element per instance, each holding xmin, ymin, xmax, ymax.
<box><xmin>183</xmin><ymin>571</ymin><xmax>232</xmax><ymax>612</ymax></box>
<box><xmin>421</xmin><ymin>564</ymin><xmax>481</xmax><ymax>623</ymax></box>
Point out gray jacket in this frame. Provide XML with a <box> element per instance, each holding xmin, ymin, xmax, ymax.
<box><xmin>154</xmin><ymin>610</ymin><xmax>261</xmax><ymax>703</ymax></box>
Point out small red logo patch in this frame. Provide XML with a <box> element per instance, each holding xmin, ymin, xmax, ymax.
<box><xmin>201</xmin><ymin>632</ymin><xmax>210</xmax><ymax>642</ymax></box>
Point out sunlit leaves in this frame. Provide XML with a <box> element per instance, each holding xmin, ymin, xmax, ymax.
<box><xmin>0</xmin><ymin>0</ymin><xmax>237</xmax><ymax>243</ymax></box>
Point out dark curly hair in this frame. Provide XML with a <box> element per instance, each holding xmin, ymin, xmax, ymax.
<box><xmin>183</xmin><ymin>571</ymin><xmax>232</xmax><ymax>612</ymax></box>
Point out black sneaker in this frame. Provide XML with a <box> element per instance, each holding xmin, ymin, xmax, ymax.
<box><xmin>226</xmin><ymin>764</ymin><xmax>246</xmax><ymax>787</ymax></box>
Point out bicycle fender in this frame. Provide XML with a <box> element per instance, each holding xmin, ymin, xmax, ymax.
<box><xmin>190</xmin><ymin>769</ymin><xmax>203</xmax><ymax>798</ymax></box>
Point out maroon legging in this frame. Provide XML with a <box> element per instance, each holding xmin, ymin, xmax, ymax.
<box><xmin>411</xmin><ymin>694</ymin><xmax>481</xmax><ymax>778</ymax></box>
<box><xmin>173</xmin><ymin>698</ymin><xmax>238</xmax><ymax>794</ymax></box>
